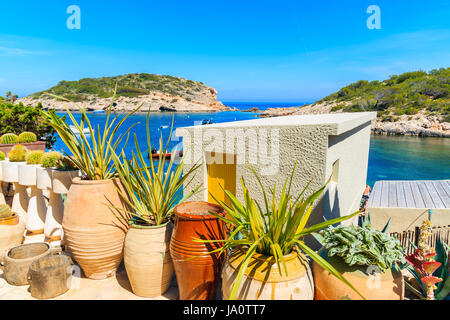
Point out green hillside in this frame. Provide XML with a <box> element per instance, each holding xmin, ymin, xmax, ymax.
<box><xmin>30</xmin><ymin>73</ymin><xmax>209</xmax><ymax>102</ymax></box>
<box><xmin>320</xmin><ymin>68</ymin><xmax>450</xmax><ymax>122</ymax></box>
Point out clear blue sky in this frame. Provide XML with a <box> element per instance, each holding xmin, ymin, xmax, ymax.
<box><xmin>0</xmin><ymin>0</ymin><xmax>449</xmax><ymax>102</ymax></box>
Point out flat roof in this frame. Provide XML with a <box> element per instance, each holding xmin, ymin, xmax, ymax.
<box><xmin>177</xmin><ymin>112</ymin><xmax>376</xmax><ymax>136</ymax></box>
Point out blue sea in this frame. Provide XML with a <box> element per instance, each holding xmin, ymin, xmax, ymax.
<box><xmin>53</xmin><ymin>109</ymin><xmax>450</xmax><ymax>188</ymax></box>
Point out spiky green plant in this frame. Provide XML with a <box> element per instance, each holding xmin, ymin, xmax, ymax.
<box><xmin>110</xmin><ymin>113</ymin><xmax>201</xmax><ymax>226</ymax></box>
<box><xmin>40</xmin><ymin>151</ymin><xmax>62</xmax><ymax>168</ymax></box>
<box><xmin>0</xmin><ymin>133</ymin><xmax>19</xmax><ymax>145</ymax></box>
<box><xmin>8</xmin><ymin>144</ymin><xmax>28</xmax><ymax>162</ymax></box>
<box><xmin>0</xmin><ymin>151</ymin><xmax>5</xmax><ymax>161</ymax></box>
<box><xmin>18</xmin><ymin>132</ymin><xmax>37</xmax><ymax>143</ymax></box>
<box><xmin>43</xmin><ymin>86</ymin><xmax>140</xmax><ymax>180</ymax></box>
<box><xmin>0</xmin><ymin>204</ymin><xmax>12</xmax><ymax>219</ymax></box>
<box><xmin>25</xmin><ymin>150</ymin><xmax>44</xmax><ymax>165</ymax></box>
<box><xmin>200</xmin><ymin>162</ymin><xmax>363</xmax><ymax>300</ymax></box>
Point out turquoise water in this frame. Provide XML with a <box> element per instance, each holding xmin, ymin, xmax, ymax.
<box><xmin>53</xmin><ymin>111</ymin><xmax>450</xmax><ymax>186</ymax></box>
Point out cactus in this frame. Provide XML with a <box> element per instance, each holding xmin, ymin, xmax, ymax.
<box><xmin>40</xmin><ymin>151</ymin><xmax>63</xmax><ymax>168</ymax></box>
<box><xmin>8</xmin><ymin>144</ymin><xmax>28</xmax><ymax>162</ymax></box>
<box><xmin>18</xmin><ymin>131</ymin><xmax>37</xmax><ymax>143</ymax></box>
<box><xmin>0</xmin><ymin>204</ymin><xmax>13</xmax><ymax>219</ymax></box>
<box><xmin>25</xmin><ymin>150</ymin><xmax>44</xmax><ymax>165</ymax></box>
<box><xmin>0</xmin><ymin>151</ymin><xmax>5</xmax><ymax>161</ymax></box>
<box><xmin>0</xmin><ymin>133</ymin><xmax>19</xmax><ymax>145</ymax></box>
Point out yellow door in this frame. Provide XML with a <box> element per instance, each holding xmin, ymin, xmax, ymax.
<box><xmin>207</xmin><ymin>152</ymin><xmax>236</xmax><ymax>207</ymax></box>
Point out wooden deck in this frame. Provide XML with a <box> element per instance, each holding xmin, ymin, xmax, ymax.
<box><xmin>366</xmin><ymin>180</ymin><xmax>450</xmax><ymax>254</ymax></box>
<box><xmin>367</xmin><ymin>180</ymin><xmax>450</xmax><ymax>209</ymax></box>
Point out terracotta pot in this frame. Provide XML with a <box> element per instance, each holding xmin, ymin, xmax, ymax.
<box><xmin>52</xmin><ymin>170</ymin><xmax>80</xmax><ymax>194</ymax></box>
<box><xmin>0</xmin><ymin>213</ymin><xmax>25</xmax><ymax>264</ymax></box>
<box><xmin>3</xmin><ymin>242</ymin><xmax>54</xmax><ymax>286</ymax></box>
<box><xmin>170</xmin><ymin>201</ymin><xmax>227</xmax><ymax>300</ymax></box>
<box><xmin>63</xmin><ymin>177</ymin><xmax>129</xmax><ymax>279</ymax></box>
<box><xmin>312</xmin><ymin>254</ymin><xmax>404</xmax><ymax>300</ymax></box>
<box><xmin>222</xmin><ymin>247</ymin><xmax>314</xmax><ymax>300</ymax></box>
<box><xmin>28</xmin><ymin>254</ymin><xmax>73</xmax><ymax>299</ymax></box>
<box><xmin>0</xmin><ymin>141</ymin><xmax>46</xmax><ymax>156</ymax></box>
<box><xmin>124</xmin><ymin>222</ymin><xmax>174</xmax><ymax>297</ymax></box>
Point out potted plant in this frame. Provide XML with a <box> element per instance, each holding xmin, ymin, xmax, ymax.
<box><xmin>0</xmin><ymin>204</ymin><xmax>25</xmax><ymax>264</ymax></box>
<box><xmin>205</xmin><ymin>162</ymin><xmax>362</xmax><ymax>300</ymax></box>
<box><xmin>44</xmin><ymin>155</ymin><xmax>80</xmax><ymax>242</ymax></box>
<box><xmin>312</xmin><ymin>214</ymin><xmax>406</xmax><ymax>300</ymax></box>
<box><xmin>21</xmin><ymin>150</ymin><xmax>46</xmax><ymax>235</ymax></box>
<box><xmin>404</xmin><ymin>215</ymin><xmax>449</xmax><ymax>300</ymax></box>
<box><xmin>0</xmin><ymin>132</ymin><xmax>46</xmax><ymax>155</ymax></box>
<box><xmin>4</xmin><ymin>144</ymin><xmax>29</xmax><ymax>219</ymax></box>
<box><xmin>110</xmin><ymin>113</ymin><xmax>201</xmax><ymax>297</ymax></box>
<box><xmin>43</xmin><ymin>92</ymin><xmax>141</xmax><ymax>279</ymax></box>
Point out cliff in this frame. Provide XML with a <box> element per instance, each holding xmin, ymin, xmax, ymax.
<box><xmin>260</xmin><ymin>68</ymin><xmax>450</xmax><ymax>137</ymax></box>
<box><xmin>18</xmin><ymin>73</ymin><xmax>229</xmax><ymax>112</ymax></box>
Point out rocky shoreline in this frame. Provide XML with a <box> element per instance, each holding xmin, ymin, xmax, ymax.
<box><xmin>19</xmin><ymin>87</ymin><xmax>230</xmax><ymax>113</ymax></box>
<box><xmin>259</xmin><ymin>101</ymin><xmax>450</xmax><ymax>138</ymax></box>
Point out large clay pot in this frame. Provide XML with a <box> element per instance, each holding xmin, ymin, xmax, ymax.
<box><xmin>170</xmin><ymin>201</ymin><xmax>226</xmax><ymax>300</ymax></box>
<box><xmin>63</xmin><ymin>177</ymin><xmax>129</xmax><ymax>279</ymax></box>
<box><xmin>222</xmin><ymin>247</ymin><xmax>314</xmax><ymax>300</ymax></box>
<box><xmin>3</xmin><ymin>242</ymin><xmax>54</xmax><ymax>286</ymax></box>
<box><xmin>0</xmin><ymin>213</ymin><xmax>25</xmax><ymax>264</ymax></box>
<box><xmin>312</xmin><ymin>254</ymin><xmax>404</xmax><ymax>300</ymax></box>
<box><xmin>124</xmin><ymin>222</ymin><xmax>174</xmax><ymax>297</ymax></box>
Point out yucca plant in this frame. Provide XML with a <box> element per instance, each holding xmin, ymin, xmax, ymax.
<box><xmin>43</xmin><ymin>87</ymin><xmax>140</xmax><ymax>180</ymax></box>
<box><xmin>110</xmin><ymin>112</ymin><xmax>201</xmax><ymax>226</ymax></box>
<box><xmin>201</xmin><ymin>162</ymin><xmax>363</xmax><ymax>300</ymax></box>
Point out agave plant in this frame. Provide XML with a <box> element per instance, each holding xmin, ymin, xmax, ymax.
<box><xmin>110</xmin><ymin>112</ymin><xmax>201</xmax><ymax>226</ymax></box>
<box><xmin>201</xmin><ymin>162</ymin><xmax>363</xmax><ymax>300</ymax></box>
<box><xmin>43</xmin><ymin>88</ymin><xmax>140</xmax><ymax>180</ymax></box>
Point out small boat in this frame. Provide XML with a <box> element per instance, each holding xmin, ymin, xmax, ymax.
<box><xmin>149</xmin><ymin>149</ymin><xmax>183</xmax><ymax>160</ymax></box>
<box><xmin>201</xmin><ymin>119</ymin><xmax>213</xmax><ymax>125</ymax></box>
<box><xmin>69</xmin><ymin>125</ymin><xmax>92</xmax><ymax>136</ymax></box>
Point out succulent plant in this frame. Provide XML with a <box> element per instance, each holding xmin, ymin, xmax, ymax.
<box><xmin>0</xmin><ymin>204</ymin><xmax>13</xmax><ymax>219</ymax></box>
<box><xmin>18</xmin><ymin>131</ymin><xmax>37</xmax><ymax>143</ymax></box>
<box><xmin>0</xmin><ymin>133</ymin><xmax>19</xmax><ymax>145</ymax></box>
<box><xmin>0</xmin><ymin>151</ymin><xmax>5</xmax><ymax>161</ymax></box>
<box><xmin>25</xmin><ymin>150</ymin><xmax>44</xmax><ymax>165</ymax></box>
<box><xmin>56</xmin><ymin>156</ymin><xmax>78</xmax><ymax>171</ymax></box>
<box><xmin>8</xmin><ymin>144</ymin><xmax>28</xmax><ymax>162</ymax></box>
<box><xmin>40</xmin><ymin>151</ymin><xmax>63</xmax><ymax>168</ymax></box>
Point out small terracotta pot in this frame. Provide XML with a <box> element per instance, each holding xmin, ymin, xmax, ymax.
<box><xmin>222</xmin><ymin>247</ymin><xmax>314</xmax><ymax>300</ymax></box>
<box><xmin>124</xmin><ymin>222</ymin><xmax>174</xmax><ymax>297</ymax></box>
<box><xmin>63</xmin><ymin>177</ymin><xmax>129</xmax><ymax>279</ymax></box>
<box><xmin>0</xmin><ymin>213</ymin><xmax>25</xmax><ymax>264</ymax></box>
<box><xmin>3</xmin><ymin>242</ymin><xmax>54</xmax><ymax>286</ymax></box>
<box><xmin>312</xmin><ymin>254</ymin><xmax>404</xmax><ymax>300</ymax></box>
<box><xmin>170</xmin><ymin>201</ymin><xmax>227</xmax><ymax>300</ymax></box>
<box><xmin>52</xmin><ymin>170</ymin><xmax>80</xmax><ymax>194</ymax></box>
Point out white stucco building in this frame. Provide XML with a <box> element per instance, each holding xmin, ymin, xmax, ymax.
<box><xmin>176</xmin><ymin>112</ymin><xmax>377</xmax><ymax>230</ymax></box>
